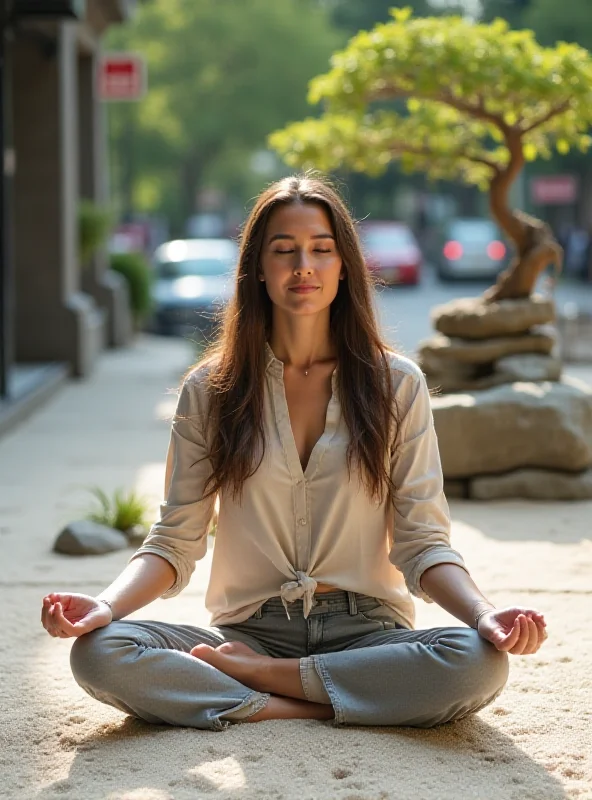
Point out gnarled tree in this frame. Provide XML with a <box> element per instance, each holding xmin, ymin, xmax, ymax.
<box><xmin>270</xmin><ymin>8</ymin><xmax>592</xmax><ymax>302</ymax></box>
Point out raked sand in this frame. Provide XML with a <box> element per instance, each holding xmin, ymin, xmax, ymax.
<box><xmin>1</xmin><ymin>336</ymin><xmax>590</xmax><ymax>800</ymax></box>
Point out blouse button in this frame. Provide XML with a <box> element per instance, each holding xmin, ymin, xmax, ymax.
<box><xmin>298</xmin><ymin>518</ymin><xmax>306</xmax><ymax>526</ymax></box>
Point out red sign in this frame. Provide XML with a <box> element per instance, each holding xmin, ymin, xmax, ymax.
<box><xmin>530</xmin><ymin>175</ymin><xmax>578</xmax><ymax>206</ymax></box>
<box><xmin>98</xmin><ymin>54</ymin><xmax>147</xmax><ymax>101</ymax></box>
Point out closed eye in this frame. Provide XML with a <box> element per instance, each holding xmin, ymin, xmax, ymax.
<box><xmin>273</xmin><ymin>248</ymin><xmax>333</xmax><ymax>254</ymax></box>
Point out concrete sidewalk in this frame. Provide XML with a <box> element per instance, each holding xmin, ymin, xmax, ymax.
<box><xmin>1</xmin><ymin>335</ymin><xmax>591</xmax><ymax>800</ymax></box>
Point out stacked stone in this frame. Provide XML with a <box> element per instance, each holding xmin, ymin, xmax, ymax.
<box><xmin>417</xmin><ymin>295</ymin><xmax>592</xmax><ymax>500</ymax></box>
<box><xmin>419</xmin><ymin>296</ymin><xmax>560</xmax><ymax>392</ymax></box>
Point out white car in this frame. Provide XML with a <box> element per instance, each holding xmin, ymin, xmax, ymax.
<box><xmin>150</xmin><ymin>238</ymin><xmax>238</xmax><ymax>337</ymax></box>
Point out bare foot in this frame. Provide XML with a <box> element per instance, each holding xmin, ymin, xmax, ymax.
<box><xmin>190</xmin><ymin>641</ymin><xmax>307</xmax><ymax>701</ymax></box>
<box><xmin>246</xmin><ymin>695</ymin><xmax>334</xmax><ymax>722</ymax></box>
<box><xmin>190</xmin><ymin>641</ymin><xmax>275</xmax><ymax>693</ymax></box>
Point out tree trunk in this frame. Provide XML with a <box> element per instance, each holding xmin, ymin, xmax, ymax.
<box><xmin>484</xmin><ymin>136</ymin><xmax>563</xmax><ymax>303</ymax></box>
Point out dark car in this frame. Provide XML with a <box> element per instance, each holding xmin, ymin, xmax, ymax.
<box><xmin>360</xmin><ymin>221</ymin><xmax>422</xmax><ymax>286</ymax></box>
<box><xmin>437</xmin><ymin>218</ymin><xmax>509</xmax><ymax>281</ymax></box>
<box><xmin>149</xmin><ymin>238</ymin><xmax>238</xmax><ymax>337</ymax></box>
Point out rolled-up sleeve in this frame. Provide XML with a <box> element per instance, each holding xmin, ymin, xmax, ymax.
<box><xmin>130</xmin><ymin>372</ymin><xmax>216</xmax><ymax>598</ymax></box>
<box><xmin>388</xmin><ymin>364</ymin><xmax>468</xmax><ymax>602</ymax></box>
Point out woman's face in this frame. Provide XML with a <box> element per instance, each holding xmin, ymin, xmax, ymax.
<box><xmin>259</xmin><ymin>202</ymin><xmax>344</xmax><ymax>317</ymax></box>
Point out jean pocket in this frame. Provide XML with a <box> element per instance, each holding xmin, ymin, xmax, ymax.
<box><xmin>357</xmin><ymin>601</ymin><xmax>400</xmax><ymax>629</ymax></box>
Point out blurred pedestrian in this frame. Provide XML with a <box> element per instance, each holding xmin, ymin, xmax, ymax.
<box><xmin>42</xmin><ymin>175</ymin><xmax>547</xmax><ymax>730</ymax></box>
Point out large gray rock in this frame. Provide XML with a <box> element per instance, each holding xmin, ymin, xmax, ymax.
<box><xmin>419</xmin><ymin>327</ymin><xmax>556</xmax><ymax>372</ymax></box>
<box><xmin>471</xmin><ymin>469</ymin><xmax>592</xmax><ymax>501</ymax></box>
<box><xmin>432</xmin><ymin>295</ymin><xmax>555</xmax><ymax>339</ymax></box>
<box><xmin>431</xmin><ymin>377</ymin><xmax>592</xmax><ymax>478</ymax></box>
<box><xmin>53</xmin><ymin>520</ymin><xmax>129</xmax><ymax>555</ymax></box>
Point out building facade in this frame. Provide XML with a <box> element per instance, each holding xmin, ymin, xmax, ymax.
<box><xmin>0</xmin><ymin>0</ymin><xmax>133</xmax><ymax>434</ymax></box>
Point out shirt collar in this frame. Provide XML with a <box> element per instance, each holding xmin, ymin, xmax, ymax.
<box><xmin>265</xmin><ymin>342</ymin><xmax>284</xmax><ymax>378</ymax></box>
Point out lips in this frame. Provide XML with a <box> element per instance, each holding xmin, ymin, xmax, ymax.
<box><xmin>288</xmin><ymin>285</ymin><xmax>319</xmax><ymax>294</ymax></box>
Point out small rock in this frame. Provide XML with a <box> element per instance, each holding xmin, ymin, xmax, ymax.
<box><xmin>125</xmin><ymin>524</ymin><xmax>149</xmax><ymax>548</ymax></box>
<box><xmin>427</xmin><ymin>372</ymin><xmax>507</xmax><ymax>393</ymax></box>
<box><xmin>419</xmin><ymin>327</ymin><xmax>556</xmax><ymax>371</ymax></box>
<box><xmin>425</xmin><ymin>361</ymin><xmax>494</xmax><ymax>393</ymax></box>
<box><xmin>444</xmin><ymin>479</ymin><xmax>469</xmax><ymax>499</ymax></box>
<box><xmin>432</xmin><ymin>295</ymin><xmax>555</xmax><ymax>340</ymax></box>
<box><xmin>53</xmin><ymin>520</ymin><xmax>129</xmax><ymax>555</ymax></box>
<box><xmin>426</xmin><ymin>353</ymin><xmax>562</xmax><ymax>393</ymax></box>
<box><xmin>495</xmin><ymin>353</ymin><xmax>562</xmax><ymax>383</ymax></box>
<box><xmin>471</xmin><ymin>469</ymin><xmax>592</xmax><ymax>500</ymax></box>
<box><xmin>431</xmin><ymin>377</ymin><xmax>592</xmax><ymax>478</ymax></box>
<box><xmin>431</xmin><ymin>361</ymin><xmax>484</xmax><ymax>380</ymax></box>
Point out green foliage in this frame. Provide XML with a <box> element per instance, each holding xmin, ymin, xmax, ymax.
<box><xmin>110</xmin><ymin>252</ymin><xmax>153</xmax><ymax>326</ymax></box>
<box><xmin>78</xmin><ymin>200</ymin><xmax>112</xmax><ymax>266</ymax></box>
<box><xmin>105</xmin><ymin>0</ymin><xmax>340</xmax><ymax>226</ymax></box>
<box><xmin>84</xmin><ymin>486</ymin><xmax>150</xmax><ymax>532</ymax></box>
<box><xmin>270</xmin><ymin>10</ymin><xmax>592</xmax><ymax>189</ymax></box>
<box><xmin>480</xmin><ymin>0</ymin><xmax>592</xmax><ymax>189</ymax></box>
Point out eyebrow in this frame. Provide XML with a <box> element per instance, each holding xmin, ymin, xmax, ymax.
<box><xmin>268</xmin><ymin>233</ymin><xmax>335</xmax><ymax>244</ymax></box>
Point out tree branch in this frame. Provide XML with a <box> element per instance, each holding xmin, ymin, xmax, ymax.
<box><xmin>372</xmin><ymin>82</ymin><xmax>512</xmax><ymax>133</ymax></box>
<box><xmin>439</xmin><ymin>91</ymin><xmax>512</xmax><ymax>133</ymax></box>
<box><xmin>521</xmin><ymin>100</ymin><xmax>572</xmax><ymax>134</ymax></box>
<box><xmin>467</xmin><ymin>154</ymin><xmax>503</xmax><ymax>172</ymax></box>
<box><xmin>388</xmin><ymin>142</ymin><xmax>501</xmax><ymax>172</ymax></box>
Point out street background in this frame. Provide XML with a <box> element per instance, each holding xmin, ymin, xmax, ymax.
<box><xmin>375</xmin><ymin>267</ymin><xmax>592</xmax><ymax>358</ymax></box>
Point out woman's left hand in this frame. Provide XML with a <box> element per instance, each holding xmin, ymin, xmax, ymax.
<box><xmin>477</xmin><ymin>607</ymin><xmax>547</xmax><ymax>655</ymax></box>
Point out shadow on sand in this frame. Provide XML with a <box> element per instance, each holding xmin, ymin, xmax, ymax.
<box><xmin>450</xmin><ymin>497</ymin><xmax>592</xmax><ymax>545</ymax></box>
<box><xmin>36</xmin><ymin>712</ymin><xmax>566</xmax><ymax>800</ymax></box>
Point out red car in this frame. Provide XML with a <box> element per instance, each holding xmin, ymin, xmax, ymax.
<box><xmin>360</xmin><ymin>221</ymin><xmax>423</xmax><ymax>286</ymax></box>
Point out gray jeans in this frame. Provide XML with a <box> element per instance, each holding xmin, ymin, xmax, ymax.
<box><xmin>70</xmin><ymin>591</ymin><xmax>508</xmax><ymax>731</ymax></box>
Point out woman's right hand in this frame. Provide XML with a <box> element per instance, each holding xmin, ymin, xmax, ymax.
<box><xmin>41</xmin><ymin>592</ymin><xmax>112</xmax><ymax>638</ymax></box>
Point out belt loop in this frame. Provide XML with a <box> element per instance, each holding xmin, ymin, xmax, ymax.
<box><xmin>347</xmin><ymin>591</ymin><xmax>358</xmax><ymax>616</ymax></box>
<box><xmin>255</xmin><ymin>604</ymin><xmax>263</xmax><ymax>619</ymax></box>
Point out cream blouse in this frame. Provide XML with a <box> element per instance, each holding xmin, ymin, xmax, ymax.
<box><xmin>131</xmin><ymin>344</ymin><xmax>467</xmax><ymax>628</ymax></box>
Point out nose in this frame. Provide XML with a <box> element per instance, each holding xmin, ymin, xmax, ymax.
<box><xmin>293</xmin><ymin>250</ymin><xmax>314</xmax><ymax>275</ymax></box>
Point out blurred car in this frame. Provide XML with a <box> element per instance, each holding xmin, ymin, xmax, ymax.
<box><xmin>360</xmin><ymin>221</ymin><xmax>423</xmax><ymax>286</ymax></box>
<box><xmin>437</xmin><ymin>218</ymin><xmax>509</xmax><ymax>281</ymax></box>
<box><xmin>149</xmin><ymin>238</ymin><xmax>238</xmax><ymax>337</ymax></box>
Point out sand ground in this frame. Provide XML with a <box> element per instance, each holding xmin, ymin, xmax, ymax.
<box><xmin>1</xmin><ymin>335</ymin><xmax>591</xmax><ymax>800</ymax></box>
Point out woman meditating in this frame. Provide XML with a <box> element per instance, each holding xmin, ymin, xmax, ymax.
<box><xmin>41</xmin><ymin>175</ymin><xmax>547</xmax><ymax>731</ymax></box>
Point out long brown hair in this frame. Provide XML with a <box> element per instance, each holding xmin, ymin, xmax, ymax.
<box><xmin>188</xmin><ymin>174</ymin><xmax>399</xmax><ymax>502</ymax></box>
